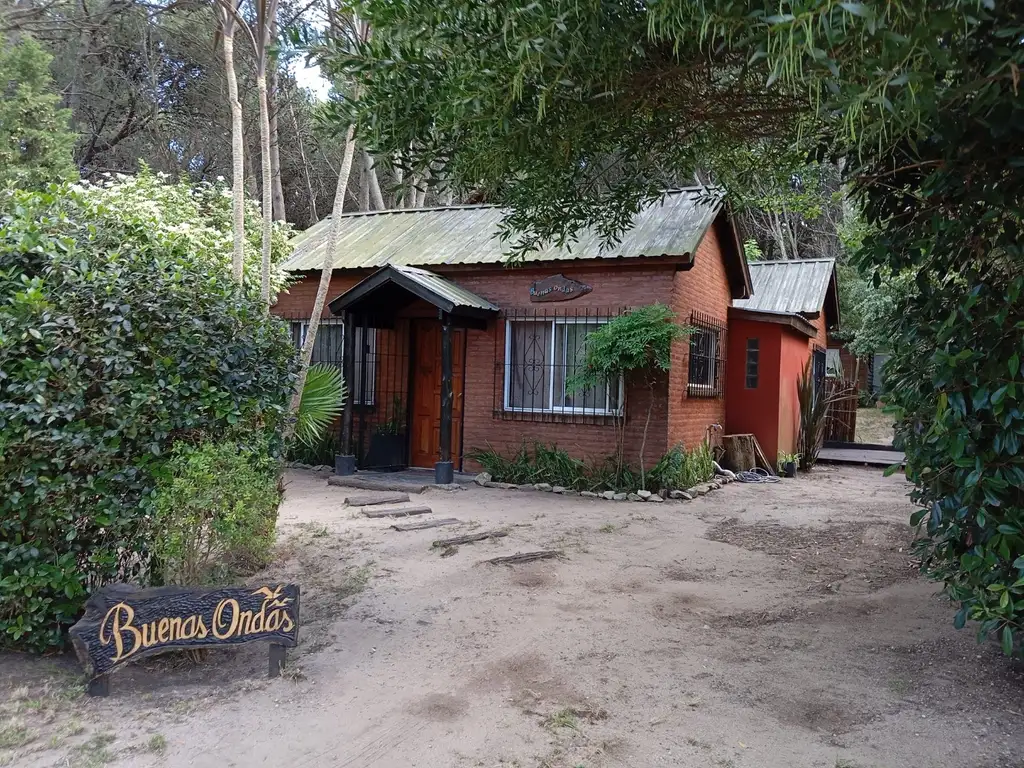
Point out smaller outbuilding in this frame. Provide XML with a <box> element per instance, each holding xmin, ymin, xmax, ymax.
<box><xmin>725</xmin><ymin>258</ymin><xmax>840</xmax><ymax>462</ymax></box>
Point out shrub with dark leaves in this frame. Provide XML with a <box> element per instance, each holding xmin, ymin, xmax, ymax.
<box><xmin>0</xmin><ymin>182</ymin><xmax>296</xmax><ymax>652</ymax></box>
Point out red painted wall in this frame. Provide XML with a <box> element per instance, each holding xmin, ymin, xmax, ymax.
<box><xmin>778</xmin><ymin>327</ymin><xmax>814</xmax><ymax>458</ymax></box>
<box><xmin>725</xmin><ymin>320</ymin><xmax>783</xmax><ymax>460</ymax></box>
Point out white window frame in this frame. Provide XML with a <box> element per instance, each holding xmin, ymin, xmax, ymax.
<box><xmin>502</xmin><ymin>317</ymin><xmax>624</xmax><ymax>416</ymax></box>
<box><xmin>293</xmin><ymin>320</ymin><xmax>377</xmax><ymax>406</ymax></box>
<box><xmin>826</xmin><ymin>348</ymin><xmax>843</xmax><ymax>379</ymax></box>
<box><xmin>687</xmin><ymin>327</ymin><xmax>721</xmax><ymax>396</ymax></box>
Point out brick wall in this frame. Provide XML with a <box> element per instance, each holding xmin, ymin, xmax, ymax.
<box><xmin>273</xmin><ymin>273</ymin><xmax>364</xmax><ymax>317</ymax></box>
<box><xmin>274</xmin><ymin>241</ymin><xmax>737</xmax><ymax>471</ymax></box>
<box><xmin>667</xmin><ymin>221</ymin><xmax>734</xmax><ymax>450</ymax></box>
<box><xmin>454</xmin><ymin>264</ymin><xmax>675</xmax><ymax>471</ymax></box>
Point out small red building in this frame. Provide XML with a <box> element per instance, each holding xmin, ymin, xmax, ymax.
<box><xmin>274</xmin><ymin>190</ymin><xmax>837</xmax><ymax>480</ymax></box>
<box><xmin>726</xmin><ymin>259</ymin><xmax>840</xmax><ymax>461</ymax></box>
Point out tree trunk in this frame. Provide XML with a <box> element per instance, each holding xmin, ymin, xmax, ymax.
<box><xmin>269</xmin><ymin>66</ymin><xmax>287</xmax><ymax>222</ymax></box>
<box><xmin>414</xmin><ymin>169</ymin><xmax>429</xmax><ymax>207</ymax></box>
<box><xmin>288</xmin><ymin>93</ymin><xmax>318</xmax><ymax>224</ymax></box>
<box><xmin>223</xmin><ymin>29</ymin><xmax>245</xmax><ymax>284</ymax></box>
<box><xmin>639</xmin><ymin>380</ymin><xmax>654</xmax><ymax>490</ymax></box>
<box><xmin>359</xmin><ymin>165</ymin><xmax>370</xmax><ymax>210</ymax></box>
<box><xmin>393</xmin><ymin>162</ymin><xmax>404</xmax><ymax>208</ymax></box>
<box><xmin>404</xmin><ymin>177</ymin><xmax>417</xmax><ymax>209</ymax></box>
<box><xmin>363</xmin><ymin>150</ymin><xmax>385</xmax><ymax>210</ymax></box>
<box><xmin>257</xmin><ymin>70</ymin><xmax>273</xmax><ymax>307</ymax></box>
<box><xmin>286</xmin><ymin>121</ymin><xmax>358</xmax><ymax>432</ymax></box>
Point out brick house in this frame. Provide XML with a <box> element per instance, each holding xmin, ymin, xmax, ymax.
<box><xmin>274</xmin><ymin>189</ymin><xmax>833</xmax><ymax>481</ymax></box>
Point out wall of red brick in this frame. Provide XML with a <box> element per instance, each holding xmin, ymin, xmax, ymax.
<box><xmin>273</xmin><ymin>273</ymin><xmax>363</xmax><ymax>317</ymax></box>
<box><xmin>667</xmin><ymin>222</ymin><xmax>734</xmax><ymax>450</ymax></box>
<box><xmin>454</xmin><ymin>264</ymin><xmax>675</xmax><ymax>471</ymax></box>
<box><xmin>273</xmin><ymin>243</ymin><xmax>737</xmax><ymax>471</ymax></box>
<box><xmin>809</xmin><ymin>313</ymin><xmax>828</xmax><ymax>351</ymax></box>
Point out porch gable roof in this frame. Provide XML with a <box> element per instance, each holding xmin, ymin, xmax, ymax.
<box><xmin>328</xmin><ymin>264</ymin><xmax>499</xmax><ymax>322</ymax></box>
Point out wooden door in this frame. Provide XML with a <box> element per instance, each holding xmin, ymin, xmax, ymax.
<box><xmin>409</xmin><ymin>322</ymin><xmax>464</xmax><ymax>468</ymax></box>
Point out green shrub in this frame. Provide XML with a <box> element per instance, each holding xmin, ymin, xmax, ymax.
<box><xmin>287</xmin><ymin>429</ymin><xmax>340</xmax><ymax>466</ymax></box>
<box><xmin>648</xmin><ymin>444</ymin><xmax>715</xmax><ymax>491</ymax></box>
<box><xmin>469</xmin><ymin>442</ymin><xmax>589</xmax><ymax>489</ymax></box>
<box><xmin>153</xmin><ymin>438</ymin><xmax>280</xmax><ymax>585</ymax></box>
<box><xmin>469</xmin><ymin>441</ymin><xmax>713</xmax><ymax>493</ymax></box>
<box><xmin>0</xmin><ymin>182</ymin><xmax>296</xmax><ymax>652</ymax></box>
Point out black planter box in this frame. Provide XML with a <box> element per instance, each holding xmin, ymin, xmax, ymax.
<box><xmin>364</xmin><ymin>432</ymin><xmax>407</xmax><ymax>471</ymax></box>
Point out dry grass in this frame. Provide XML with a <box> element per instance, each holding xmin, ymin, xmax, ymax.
<box><xmin>855</xmin><ymin>407</ymin><xmax>894</xmax><ymax>445</ymax></box>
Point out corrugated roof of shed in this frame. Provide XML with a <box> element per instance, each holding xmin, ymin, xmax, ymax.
<box><xmin>283</xmin><ymin>188</ymin><xmax>725</xmax><ymax>272</ymax></box>
<box><xmin>732</xmin><ymin>259</ymin><xmax>838</xmax><ymax>321</ymax></box>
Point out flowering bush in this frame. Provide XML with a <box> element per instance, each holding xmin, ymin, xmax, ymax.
<box><xmin>0</xmin><ymin>177</ymin><xmax>296</xmax><ymax>652</ymax></box>
<box><xmin>67</xmin><ymin>167</ymin><xmax>293</xmax><ymax>296</ymax></box>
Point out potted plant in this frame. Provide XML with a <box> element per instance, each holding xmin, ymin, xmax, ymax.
<box><xmin>365</xmin><ymin>396</ymin><xmax>407</xmax><ymax>470</ymax></box>
<box><xmin>777</xmin><ymin>451</ymin><xmax>800</xmax><ymax>478</ymax></box>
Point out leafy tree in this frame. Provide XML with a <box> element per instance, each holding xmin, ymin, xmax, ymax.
<box><xmin>0</xmin><ymin>175</ymin><xmax>296</xmax><ymax>651</ymax></box>
<box><xmin>568</xmin><ymin>304</ymin><xmax>687</xmax><ymax>489</ymax></box>
<box><xmin>0</xmin><ymin>36</ymin><xmax>76</xmax><ymax>189</ymax></box>
<box><xmin>336</xmin><ymin>0</ymin><xmax>1024</xmax><ymax>655</ymax></box>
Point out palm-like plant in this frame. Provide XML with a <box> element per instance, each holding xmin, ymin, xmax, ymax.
<box><xmin>295</xmin><ymin>363</ymin><xmax>347</xmax><ymax>447</ymax></box>
<box><xmin>797</xmin><ymin>358</ymin><xmax>852</xmax><ymax>471</ymax></box>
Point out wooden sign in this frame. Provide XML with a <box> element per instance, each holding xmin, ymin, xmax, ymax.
<box><xmin>69</xmin><ymin>583</ymin><xmax>300</xmax><ymax>696</ymax></box>
<box><xmin>529</xmin><ymin>274</ymin><xmax>592</xmax><ymax>302</ymax></box>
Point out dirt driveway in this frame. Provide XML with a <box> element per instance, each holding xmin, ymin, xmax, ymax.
<box><xmin>4</xmin><ymin>466</ymin><xmax>1024</xmax><ymax>768</ymax></box>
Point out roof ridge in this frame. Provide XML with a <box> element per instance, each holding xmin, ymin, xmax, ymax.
<box><xmin>749</xmin><ymin>257</ymin><xmax>836</xmax><ymax>265</ymax></box>
<box><xmin>318</xmin><ymin>187</ymin><xmax>718</xmax><ymax>222</ymax></box>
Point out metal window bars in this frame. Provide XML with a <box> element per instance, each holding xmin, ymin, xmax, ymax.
<box><xmin>278</xmin><ymin>311</ymin><xmax>412</xmax><ymax>470</ymax></box>
<box><xmin>493</xmin><ymin>306</ymin><xmax>628</xmax><ymax>424</ymax></box>
<box><xmin>687</xmin><ymin>311</ymin><xmax>727</xmax><ymax>398</ymax></box>
<box><xmin>745</xmin><ymin>337</ymin><xmax>760</xmax><ymax>389</ymax></box>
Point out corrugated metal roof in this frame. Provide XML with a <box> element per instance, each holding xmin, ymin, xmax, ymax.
<box><xmin>389</xmin><ymin>265</ymin><xmax>499</xmax><ymax>312</ymax></box>
<box><xmin>283</xmin><ymin>188</ymin><xmax>724</xmax><ymax>272</ymax></box>
<box><xmin>732</xmin><ymin>258</ymin><xmax>836</xmax><ymax>317</ymax></box>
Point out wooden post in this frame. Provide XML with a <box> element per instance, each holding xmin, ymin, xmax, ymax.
<box><xmin>269</xmin><ymin>644</ymin><xmax>287</xmax><ymax>678</ymax></box>
<box><xmin>435</xmin><ymin>312</ymin><xmax>454</xmax><ymax>484</ymax></box>
<box><xmin>337</xmin><ymin>310</ymin><xmax>357</xmax><ymax>475</ymax></box>
<box><xmin>87</xmin><ymin>675</ymin><xmax>109</xmax><ymax>697</ymax></box>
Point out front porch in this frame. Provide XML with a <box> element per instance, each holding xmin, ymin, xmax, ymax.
<box><xmin>328</xmin><ymin>264</ymin><xmax>499</xmax><ymax>484</ymax></box>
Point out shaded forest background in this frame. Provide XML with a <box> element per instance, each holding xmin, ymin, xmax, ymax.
<box><xmin>0</xmin><ymin>0</ymin><xmax>853</xmax><ymax>250</ymax></box>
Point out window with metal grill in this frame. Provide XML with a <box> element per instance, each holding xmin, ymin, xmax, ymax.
<box><xmin>745</xmin><ymin>338</ymin><xmax>759</xmax><ymax>389</ymax></box>
<box><xmin>502</xmin><ymin>316</ymin><xmax>623</xmax><ymax>415</ymax></box>
<box><xmin>289</xmin><ymin>319</ymin><xmax>377</xmax><ymax>405</ymax></box>
<box><xmin>687</xmin><ymin>311</ymin><xmax>725</xmax><ymax>398</ymax></box>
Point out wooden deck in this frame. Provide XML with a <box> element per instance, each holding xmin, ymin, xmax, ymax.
<box><xmin>817</xmin><ymin>446</ymin><xmax>905</xmax><ymax>467</ymax></box>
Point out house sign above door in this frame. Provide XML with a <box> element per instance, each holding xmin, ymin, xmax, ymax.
<box><xmin>529</xmin><ymin>274</ymin><xmax>593</xmax><ymax>302</ymax></box>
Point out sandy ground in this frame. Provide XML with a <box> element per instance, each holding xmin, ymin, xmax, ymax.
<box><xmin>855</xmin><ymin>408</ymin><xmax>895</xmax><ymax>446</ymax></box>
<box><xmin>4</xmin><ymin>466</ymin><xmax>1024</xmax><ymax>768</ymax></box>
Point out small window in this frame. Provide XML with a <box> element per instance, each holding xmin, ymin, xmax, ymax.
<box><xmin>825</xmin><ymin>348</ymin><xmax>843</xmax><ymax>378</ymax></box>
<box><xmin>687</xmin><ymin>312</ymin><xmax>725</xmax><ymax>398</ymax></box>
<box><xmin>290</xmin><ymin>320</ymin><xmax>377</xmax><ymax>405</ymax></box>
<box><xmin>745</xmin><ymin>338</ymin><xmax>759</xmax><ymax>388</ymax></box>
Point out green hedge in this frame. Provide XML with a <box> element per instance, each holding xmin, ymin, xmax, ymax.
<box><xmin>0</xmin><ymin>183</ymin><xmax>296</xmax><ymax>652</ymax></box>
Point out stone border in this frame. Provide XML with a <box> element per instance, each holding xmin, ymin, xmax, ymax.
<box><xmin>471</xmin><ymin>472</ymin><xmax>734</xmax><ymax>503</ymax></box>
